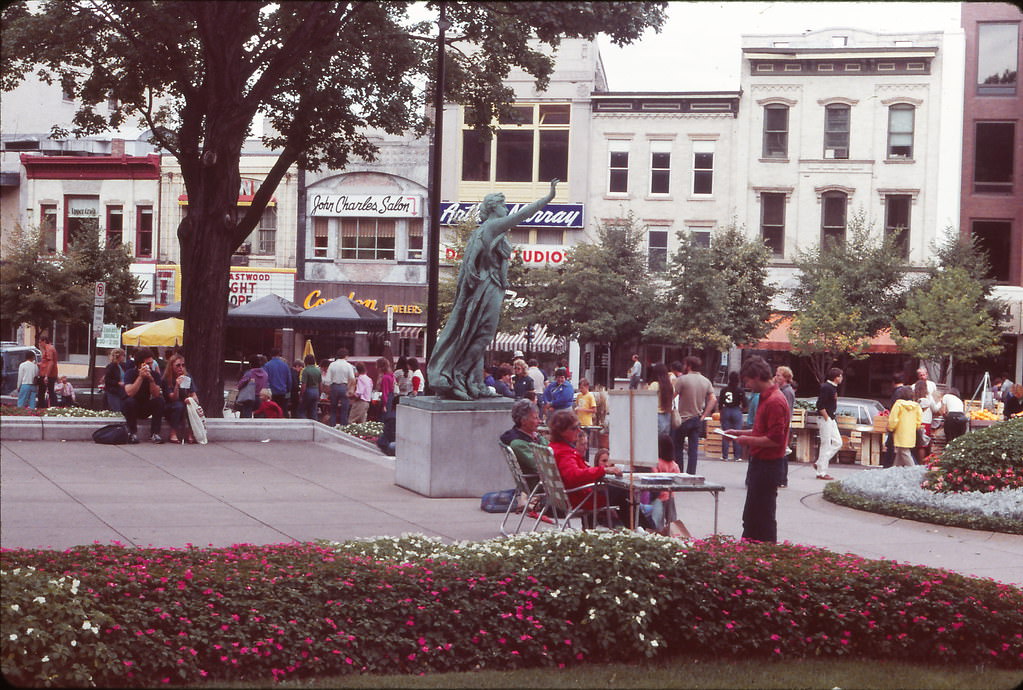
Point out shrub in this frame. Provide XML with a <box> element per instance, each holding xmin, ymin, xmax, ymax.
<box><xmin>0</xmin><ymin>405</ymin><xmax>120</xmax><ymax>418</ymax></box>
<box><xmin>3</xmin><ymin>534</ymin><xmax>1020</xmax><ymax>687</ymax></box>
<box><xmin>338</xmin><ymin>421</ymin><xmax>383</xmax><ymax>440</ymax></box>
<box><xmin>922</xmin><ymin>419</ymin><xmax>1023</xmax><ymax>493</ymax></box>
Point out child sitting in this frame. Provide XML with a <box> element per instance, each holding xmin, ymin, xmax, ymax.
<box><xmin>254</xmin><ymin>388</ymin><xmax>283</xmax><ymax>419</ymax></box>
<box><xmin>650</xmin><ymin>434</ymin><xmax>681</xmax><ymax>530</ymax></box>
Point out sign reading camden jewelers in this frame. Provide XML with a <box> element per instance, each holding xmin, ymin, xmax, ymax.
<box><xmin>439</xmin><ymin>202</ymin><xmax>584</xmax><ymax>229</ymax></box>
<box><xmin>309</xmin><ymin>193</ymin><xmax>422</xmax><ymax>217</ymax></box>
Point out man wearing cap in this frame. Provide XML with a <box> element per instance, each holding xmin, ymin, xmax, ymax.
<box><xmin>542</xmin><ymin>367</ymin><xmax>574</xmax><ymax>421</ymax></box>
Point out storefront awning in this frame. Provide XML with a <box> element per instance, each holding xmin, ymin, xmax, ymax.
<box><xmin>394</xmin><ymin>325</ymin><xmax>423</xmax><ymax>340</ymax></box>
<box><xmin>746</xmin><ymin>315</ymin><xmax>899</xmax><ymax>354</ymax></box>
<box><xmin>493</xmin><ymin>325</ymin><xmax>566</xmax><ymax>354</ymax></box>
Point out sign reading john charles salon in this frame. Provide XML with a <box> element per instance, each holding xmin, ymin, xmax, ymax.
<box><xmin>309</xmin><ymin>193</ymin><xmax>422</xmax><ymax>218</ymax></box>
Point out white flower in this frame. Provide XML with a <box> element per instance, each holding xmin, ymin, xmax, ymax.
<box><xmin>10</xmin><ymin>604</ymin><xmax>19</xmax><ymax>612</ymax></box>
<box><xmin>8</xmin><ymin>634</ymin><xmax>17</xmax><ymax>641</ymax></box>
<box><xmin>70</xmin><ymin>639</ymin><xmax>77</xmax><ymax>647</ymax></box>
<box><xmin>32</xmin><ymin>596</ymin><xmax>46</xmax><ymax>604</ymax></box>
<box><xmin>26</xmin><ymin>628</ymin><xmax>34</xmax><ymax>635</ymax></box>
<box><xmin>41</xmin><ymin>656</ymin><xmax>50</xmax><ymax>663</ymax></box>
<box><xmin>70</xmin><ymin>579</ymin><xmax>80</xmax><ymax>595</ymax></box>
<box><xmin>82</xmin><ymin>621</ymin><xmax>93</xmax><ymax>631</ymax></box>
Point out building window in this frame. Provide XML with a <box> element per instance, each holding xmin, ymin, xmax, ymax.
<box><xmin>65</xmin><ymin>196</ymin><xmax>99</xmax><ymax>250</ymax></box>
<box><xmin>608</xmin><ymin>140</ymin><xmax>629</xmax><ymax>194</ymax></box>
<box><xmin>977</xmin><ymin>22</ymin><xmax>1019</xmax><ymax>95</ymax></box>
<box><xmin>821</xmin><ymin>191</ymin><xmax>847</xmax><ymax>249</ymax></box>
<box><xmin>312</xmin><ymin>217</ymin><xmax>330</xmax><ymax>258</ymax></box>
<box><xmin>649</xmin><ymin>140</ymin><xmax>671</xmax><ymax>195</ymax></box>
<box><xmin>256</xmin><ymin>206</ymin><xmax>276</xmax><ymax>255</ymax></box>
<box><xmin>692</xmin><ymin>141</ymin><xmax>714</xmax><ymax>195</ymax></box>
<box><xmin>972</xmin><ymin>220</ymin><xmax>1012</xmax><ymax>282</ymax></box>
<box><xmin>40</xmin><ymin>204</ymin><xmax>57</xmax><ymax>254</ymax></box>
<box><xmin>105</xmin><ymin>206</ymin><xmax>123</xmax><ymax>247</ymax></box>
<box><xmin>460</xmin><ymin>102</ymin><xmax>570</xmax><ymax>184</ymax></box>
<box><xmin>648</xmin><ymin>229</ymin><xmax>668</xmax><ymax>272</ymax></box>
<box><xmin>407</xmin><ymin>219</ymin><xmax>424</xmax><ymax>260</ymax></box>
<box><xmin>763</xmin><ymin>105</ymin><xmax>788</xmax><ymax>158</ymax></box>
<box><xmin>887</xmin><ymin>105</ymin><xmax>915</xmax><ymax>159</ymax></box>
<box><xmin>884</xmin><ymin>194</ymin><xmax>912</xmax><ymax>259</ymax></box>
<box><xmin>535</xmin><ymin>228</ymin><xmax>564</xmax><ymax>245</ymax></box>
<box><xmin>135</xmin><ymin>206</ymin><xmax>153</xmax><ymax>258</ymax></box>
<box><xmin>974</xmin><ymin>122</ymin><xmax>1014</xmax><ymax>193</ymax></box>
<box><xmin>760</xmin><ymin>193</ymin><xmax>785</xmax><ymax>256</ymax></box>
<box><xmin>341</xmin><ymin>218</ymin><xmax>396</xmax><ymax>260</ymax></box>
<box><xmin>823</xmin><ymin>104</ymin><xmax>850</xmax><ymax>159</ymax></box>
<box><xmin>687</xmin><ymin>226</ymin><xmax>712</xmax><ymax>248</ymax></box>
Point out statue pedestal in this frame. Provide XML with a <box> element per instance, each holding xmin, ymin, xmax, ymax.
<box><xmin>395</xmin><ymin>396</ymin><xmax>516</xmax><ymax>498</ymax></box>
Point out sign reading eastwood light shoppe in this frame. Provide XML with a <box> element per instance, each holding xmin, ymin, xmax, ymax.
<box><xmin>439</xmin><ymin>202</ymin><xmax>583</xmax><ymax>229</ymax></box>
<box><xmin>309</xmin><ymin>193</ymin><xmax>422</xmax><ymax>217</ymax></box>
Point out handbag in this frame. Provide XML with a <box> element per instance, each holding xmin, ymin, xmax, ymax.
<box><xmin>186</xmin><ymin>397</ymin><xmax>208</xmax><ymax>445</ymax></box>
<box><xmin>916</xmin><ymin>427</ymin><xmax>931</xmax><ymax>448</ymax></box>
<box><xmin>236</xmin><ymin>379</ymin><xmax>257</xmax><ymax>407</ymax></box>
<box><xmin>670</xmin><ymin>408</ymin><xmax>682</xmax><ymax>429</ymax></box>
<box><xmin>92</xmin><ymin>423</ymin><xmax>130</xmax><ymax>445</ymax></box>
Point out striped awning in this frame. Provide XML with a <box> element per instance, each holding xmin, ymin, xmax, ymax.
<box><xmin>493</xmin><ymin>325</ymin><xmax>566</xmax><ymax>354</ymax></box>
<box><xmin>395</xmin><ymin>325</ymin><xmax>423</xmax><ymax>339</ymax></box>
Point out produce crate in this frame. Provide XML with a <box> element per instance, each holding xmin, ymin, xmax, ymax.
<box><xmin>790</xmin><ymin>408</ymin><xmax>806</xmax><ymax>429</ymax></box>
<box><xmin>703</xmin><ymin>419</ymin><xmax>722</xmax><ymax>456</ymax></box>
<box><xmin>872</xmin><ymin>414</ymin><xmax>889</xmax><ymax>433</ymax></box>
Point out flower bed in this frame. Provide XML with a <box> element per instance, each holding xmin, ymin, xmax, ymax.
<box><xmin>825</xmin><ymin>419</ymin><xmax>1023</xmax><ymax>534</ymax></box>
<box><xmin>337</xmin><ymin>421</ymin><xmax>383</xmax><ymax>442</ymax></box>
<box><xmin>3</xmin><ymin>533</ymin><xmax>1021</xmax><ymax>687</ymax></box>
<box><xmin>0</xmin><ymin>405</ymin><xmax>121</xmax><ymax>418</ymax></box>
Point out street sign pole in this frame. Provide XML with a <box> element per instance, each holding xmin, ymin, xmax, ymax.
<box><xmin>89</xmin><ymin>282</ymin><xmax>106</xmax><ymax>410</ymax></box>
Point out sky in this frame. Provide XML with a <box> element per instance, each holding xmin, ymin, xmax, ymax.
<box><xmin>596</xmin><ymin>1</ymin><xmax>964</xmax><ymax>92</ymax></box>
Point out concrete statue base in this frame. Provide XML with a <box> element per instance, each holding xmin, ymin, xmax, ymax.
<box><xmin>394</xmin><ymin>395</ymin><xmax>515</xmax><ymax>498</ymax></box>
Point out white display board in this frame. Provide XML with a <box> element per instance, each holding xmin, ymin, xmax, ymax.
<box><xmin>607</xmin><ymin>389</ymin><xmax>659</xmax><ymax>468</ymax></box>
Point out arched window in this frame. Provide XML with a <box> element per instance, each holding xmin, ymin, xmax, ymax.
<box><xmin>762</xmin><ymin>104</ymin><xmax>789</xmax><ymax>158</ymax></box>
<box><xmin>887</xmin><ymin>105</ymin><xmax>915</xmax><ymax>159</ymax></box>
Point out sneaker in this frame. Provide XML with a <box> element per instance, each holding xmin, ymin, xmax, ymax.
<box><xmin>816</xmin><ymin>474</ymin><xmax>835</xmax><ymax>480</ymax></box>
<box><xmin>778</xmin><ymin>484</ymin><xmax>787</xmax><ymax>488</ymax></box>
<box><xmin>150</xmin><ymin>434</ymin><xmax>164</xmax><ymax>444</ymax></box>
<box><xmin>127</xmin><ymin>433</ymin><xmax>139</xmax><ymax>444</ymax></box>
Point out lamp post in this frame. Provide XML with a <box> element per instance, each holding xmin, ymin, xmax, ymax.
<box><xmin>425</xmin><ymin>3</ymin><xmax>449</xmax><ymax>367</ymax></box>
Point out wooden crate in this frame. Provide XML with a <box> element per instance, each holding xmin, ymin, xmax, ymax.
<box><xmin>790</xmin><ymin>408</ymin><xmax>806</xmax><ymax>429</ymax></box>
<box><xmin>872</xmin><ymin>414</ymin><xmax>889</xmax><ymax>433</ymax></box>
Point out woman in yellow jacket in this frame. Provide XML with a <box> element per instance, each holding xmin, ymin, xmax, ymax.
<box><xmin>887</xmin><ymin>387</ymin><xmax>922</xmax><ymax>467</ymax></box>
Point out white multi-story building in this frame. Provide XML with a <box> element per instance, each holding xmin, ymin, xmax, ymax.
<box><xmin>733</xmin><ymin>28</ymin><xmax>965</xmax><ymax>303</ymax></box>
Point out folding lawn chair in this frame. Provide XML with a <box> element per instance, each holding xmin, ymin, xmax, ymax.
<box><xmin>530</xmin><ymin>444</ymin><xmax>617</xmax><ymax>530</ymax></box>
<box><xmin>498</xmin><ymin>442</ymin><xmax>548</xmax><ymax>536</ymax></box>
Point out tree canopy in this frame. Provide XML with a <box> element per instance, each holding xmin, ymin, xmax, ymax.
<box><xmin>788</xmin><ymin>275</ymin><xmax>872</xmax><ymax>385</ymax></box>
<box><xmin>533</xmin><ymin>214</ymin><xmax>655</xmax><ymax>357</ymax></box>
<box><xmin>0</xmin><ymin>223</ymin><xmax>139</xmax><ymax>337</ymax></box>
<box><xmin>646</xmin><ymin>224</ymin><xmax>776</xmax><ymax>351</ymax></box>
<box><xmin>2</xmin><ymin>0</ymin><xmax>666</xmax><ymax>414</ymax></box>
<box><xmin>892</xmin><ymin>267</ymin><xmax>1004</xmax><ymax>383</ymax></box>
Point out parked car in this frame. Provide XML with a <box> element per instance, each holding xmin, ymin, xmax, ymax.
<box><xmin>795</xmin><ymin>396</ymin><xmax>886</xmax><ymax>426</ymax></box>
<box><xmin>1</xmin><ymin>342</ymin><xmax>41</xmax><ymax>397</ymax></box>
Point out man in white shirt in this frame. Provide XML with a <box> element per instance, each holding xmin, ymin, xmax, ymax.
<box><xmin>527</xmin><ymin>358</ymin><xmax>545</xmax><ymax>397</ymax></box>
<box><xmin>628</xmin><ymin>354</ymin><xmax>643</xmax><ymax>389</ymax></box>
<box><xmin>916</xmin><ymin>367</ymin><xmax>936</xmax><ymax>396</ymax></box>
<box><xmin>17</xmin><ymin>352</ymin><xmax>39</xmax><ymax>409</ymax></box>
<box><xmin>349</xmin><ymin>362</ymin><xmax>373</xmax><ymax>423</ymax></box>
<box><xmin>325</xmin><ymin>348</ymin><xmax>356</xmax><ymax>427</ymax></box>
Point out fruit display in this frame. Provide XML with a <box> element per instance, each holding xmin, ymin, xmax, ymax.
<box><xmin>968</xmin><ymin>409</ymin><xmax>999</xmax><ymax>421</ymax></box>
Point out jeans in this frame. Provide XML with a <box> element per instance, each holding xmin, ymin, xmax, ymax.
<box><xmin>300</xmin><ymin>389</ymin><xmax>320</xmax><ymax>421</ymax></box>
<box><xmin>719</xmin><ymin>407</ymin><xmax>744</xmax><ymax>460</ymax></box>
<box><xmin>742</xmin><ymin>457</ymin><xmax>782</xmax><ymax>543</ymax></box>
<box><xmin>271</xmin><ymin>392</ymin><xmax>289</xmax><ymax>418</ymax></box>
<box><xmin>674</xmin><ymin>416</ymin><xmax>703</xmax><ymax>475</ymax></box>
<box><xmin>329</xmin><ymin>383</ymin><xmax>350</xmax><ymax>427</ymax></box>
<box><xmin>123</xmin><ymin>396</ymin><xmax>165</xmax><ymax>436</ymax></box>
<box><xmin>18</xmin><ymin>384</ymin><xmax>37</xmax><ymax>409</ymax></box>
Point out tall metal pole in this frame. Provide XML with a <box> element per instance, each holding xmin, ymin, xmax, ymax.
<box><xmin>425</xmin><ymin>3</ymin><xmax>448</xmax><ymax>367</ymax></box>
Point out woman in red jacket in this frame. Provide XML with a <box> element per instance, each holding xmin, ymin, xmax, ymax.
<box><xmin>549</xmin><ymin>410</ymin><xmax>651</xmax><ymax>528</ymax></box>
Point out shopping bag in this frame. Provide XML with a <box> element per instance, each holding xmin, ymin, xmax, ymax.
<box><xmin>235</xmin><ymin>380</ymin><xmax>257</xmax><ymax>409</ymax></box>
<box><xmin>186</xmin><ymin>397</ymin><xmax>209</xmax><ymax>445</ymax></box>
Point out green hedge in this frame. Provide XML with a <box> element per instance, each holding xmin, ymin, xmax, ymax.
<box><xmin>3</xmin><ymin>533</ymin><xmax>1021</xmax><ymax>687</ymax></box>
<box><xmin>923</xmin><ymin>418</ymin><xmax>1023</xmax><ymax>493</ymax></box>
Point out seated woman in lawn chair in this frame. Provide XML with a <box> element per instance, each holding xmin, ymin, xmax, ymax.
<box><xmin>500</xmin><ymin>399</ymin><xmax>548</xmax><ymax>492</ymax></box>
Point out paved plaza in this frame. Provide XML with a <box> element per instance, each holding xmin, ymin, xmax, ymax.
<box><xmin>1</xmin><ymin>438</ymin><xmax>1021</xmax><ymax>588</ymax></box>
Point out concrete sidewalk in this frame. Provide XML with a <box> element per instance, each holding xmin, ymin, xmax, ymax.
<box><xmin>2</xmin><ymin>439</ymin><xmax>1021</xmax><ymax>587</ymax></box>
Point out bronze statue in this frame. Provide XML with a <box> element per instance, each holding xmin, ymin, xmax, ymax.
<box><xmin>428</xmin><ymin>179</ymin><xmax>560</xmax><ymax>400</ymax></box>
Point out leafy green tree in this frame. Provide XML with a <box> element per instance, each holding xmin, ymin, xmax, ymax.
<box><xmin>534</xmin><ymin>214</ymin><xmax>655</xmax><ymax>366</ymax></box>
<box><xmin>789</xmin><ymin>275</ymin><xmax>872</xmax><ymax>385</ymax></box>
<box><xmin>792</xmin><ymin>211</ymin><xmax>907</xmax><ymax>337</ymax></box>
<box><xmin>63</xmin><ymin>228</ymin><xmax>140</xmax><ymax>328</ymax></box>
<box><xmin>892</xmin><ymin>267</ymin><xmax>1003</xmax><ymax>384</ymax></box>
<box><xmin>0</xmin><ymin>226</ymin><xmax>72</xmax><ymax>336</ymax></box>
<box><xmin>2</xmin><ymin>1</ymin><xmax>666</xmax><ymax>414</ymax></box>
<box><xmin>0</xmin><ymin>223</ymin><xmax>139</xmax><ymax>339</ymax></box>
<box><xmin>647</xmin><ymin>224</ymin><xmax>776</xmax><ymax>350</ymax></box>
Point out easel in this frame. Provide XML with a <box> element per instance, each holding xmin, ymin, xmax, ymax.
<box><xmin>971</xmin><ymin>371</ymin><xmax>993</xmax><ymax>410</ymax></box>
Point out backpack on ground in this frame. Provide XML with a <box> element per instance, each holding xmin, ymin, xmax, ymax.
<box><xmin>480</xmin><ymin>489</ymin><xmax>516</xmax><ymax>513</ymax></box>
<box><xmin>92</xmin><ymin>423</ymin><xmax>130</xmax><ymax>445</ymax></box>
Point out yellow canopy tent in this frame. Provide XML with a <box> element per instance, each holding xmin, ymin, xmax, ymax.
<box><xmin>121</xmin><ymin>318</ymin><xmax>184</xmax><ymax>347</ymax></box>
